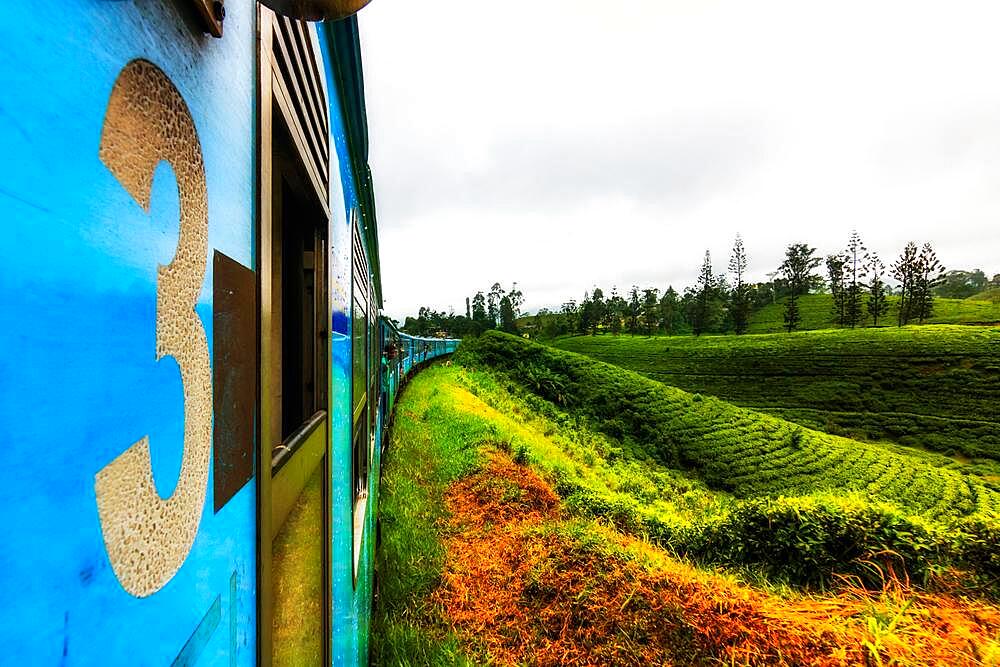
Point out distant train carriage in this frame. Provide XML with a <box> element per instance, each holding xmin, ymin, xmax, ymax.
<box><xmin>0</xmin><ymin>1</ymin><xmax>457</xmax><ymax>664</ymax></box>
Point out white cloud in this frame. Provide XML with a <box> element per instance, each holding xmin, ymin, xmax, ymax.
<box><xmin>361</xmin><ymin>0</ymin><xmax>1000</xmax><ymax>320</ymax></box>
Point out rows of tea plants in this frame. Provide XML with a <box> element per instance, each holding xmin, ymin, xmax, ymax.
<box><xmin>379</xmin><ymin>363</ymin><xmax>1000</xmax><ymax>664</ymax></box>
<box><xmin>456</xmin><ymin>334</ymin><xmax>1000</xmax><ymax>590</ymax></box>
<box><xmin>462</xmin><ymin>332</ymin><xmax>1000</xmax><ymax>523</ymax></box>
<box><xmin>553</xmin><ymin>325</ymin><xmax>1000</xmax><ymax>460</ymax></box>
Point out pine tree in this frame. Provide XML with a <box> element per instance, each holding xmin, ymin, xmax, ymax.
<box><xmin>779</xmin><ymin>243</ymin><xmax>820</xmax><ymax>331</ymax></box>
<box><xmin>604</xmin><ymin>286</ymin><xmax>621</xmax><ymax>334</ymax></box>
<box><xmin>891</xmin><ymin>242</ymin><xmax>919</xmax><ymax>326</ymax></box>
<box><xmin>628</xmin><ymin>286</ymin><xmax>641</xmax><ymax>335</ymax></box>
<box><xmin>508</xmin><ymin>283</ymin><xmax>524</xmax><ymax>320</ymax></box>
<box><xmin>866</xmin><ymin>252</ymin><xmax>889</xmax><ymax>326</ymax></box>
<box><xmin>659</xmin><ymin>286</ymin><xmax>681</xmax><ymax>335</ymax></box>
<box><xmin>692</xmin><ymin>250</ymin><xmax>716</xmax><ymax>336</ymax></box>
<box><xmin>843</xmin><ymin>230</ymin><xmax>867</xmax><ymax>328</ymax></box>
<box><xmin>728</xmin><ymin>234</ymin><xmax>751</xmax><ymax>334</ymax></box>
<box><xmin>642</xmin><ymin>288</ymin><xmax>660</xmax><ymax>335</ymax></box>
<box><xmin>779</xmin><ymin>243</ymin><xmax>822</xmax><ymax>296</ymax></box>
<box><xmin>579</xmin><ymin>291</ymin><xmax>592</xmax><ymax>334</ymax></box>
<box><xmin>826</xmin><ymin>254</ymin><xmax>846</xmax><ymax>326</ymax></box>
<box><xmin>914</xmin><ymin>243</ymin><xmax>944</xmax><ymax>323</ymax></box>
<box><xmin>471</xmin><ymin>291</ymin><xmax>488</xmax><ymax>334</ymax></box>
<box><xmin>590</xmin><ymin>287</ymin><xmax>606</xmax><ymax>335</ymax></box>
<box><xmin>487</xmin><ymin>282</ymin><xmax>504</xmax><ymax>329</ymax></box>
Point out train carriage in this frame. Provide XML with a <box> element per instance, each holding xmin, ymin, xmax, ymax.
<box><xmin>0</xmin><ymin>1</ymin><xmax>457</xmax><ymax>664</ymax></box>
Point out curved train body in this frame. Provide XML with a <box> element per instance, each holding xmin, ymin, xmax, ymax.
<box><xmin>0</xmin><ymin>1</ymin><xmax>455</xmax><ymax>664</ymax></box>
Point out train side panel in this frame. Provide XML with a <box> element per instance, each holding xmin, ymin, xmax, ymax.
<box><xmin>320</xmin><ymin>20</ymin><xmax>380</xmax><ymax>661</ymax></box>
<box><xmin>0</xmin><ymin>2</ymin><xmax>257</xmax><ymax>665</ymax></box>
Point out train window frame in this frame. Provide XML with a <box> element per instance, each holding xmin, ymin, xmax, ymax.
<box><xmin>350</xmin><ymin>209</ymin><xmax>371</xmax><ymax>579</ymax></box>
<box><xmin>257</xmin><ymin>7</ymin><xmax>333</xmax><ymax>662</ymax></box>
<box><xmin>267</xmin><ymin>111</ymin><xmax>330</xmax><ymax>466</ymax></box>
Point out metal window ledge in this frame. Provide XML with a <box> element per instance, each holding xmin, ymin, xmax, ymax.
<box><xmin>270</xmin><ymin>411</ymin><xmax>327</xmax><ymax>538</ymax></box>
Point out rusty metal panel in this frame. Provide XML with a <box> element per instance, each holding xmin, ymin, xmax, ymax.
<box><xmin>213</xmin><ymin>250</ymin><xmax>257</xmax><ymax>513</ymax></box>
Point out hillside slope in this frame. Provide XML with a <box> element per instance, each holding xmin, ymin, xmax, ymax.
<box><xmin>374</xmin><ymin>360</ymin><xmax>1000</xmax><ymax>664</ymax></box>
<box><xmin>552</xmin><ymin>325</ymin><xmax>1000</xmax><ymax>462</ymax></box>
<box><xmin>748</xmin><ymin>294</ymin><xmax>1000</xmax><ymax>333</ymax></box>
<box><xmin>969</xmin><ymin>287</ymin><xmax>1000</xmax><ymax>302</ymax></box>
<box><xmin>464</xmin><ymin>332</ymin><xmax>1000</xmax><ymax>522</ymax></box>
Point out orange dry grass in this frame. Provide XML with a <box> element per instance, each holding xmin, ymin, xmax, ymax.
<box><xmin>433</xmin><ymin>453</ymin><xmax>1000</xmax><ymax>666</ymax></box>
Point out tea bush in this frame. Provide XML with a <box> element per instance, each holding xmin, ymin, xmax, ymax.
<box><xmin>553</xmin><ymin>325</ymin><xmax>1000</xmax><ymax>461</ymax></box>
<box><xmin>455</xmin><ymin>331</ymin><xmax>1000</xmax><ymax>588</ymax></box>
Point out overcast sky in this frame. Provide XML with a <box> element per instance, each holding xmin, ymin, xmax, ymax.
<box><xmin>360</xmin><ymin>1</ymin><xmax>1000</xmax><ymax>320</ymax></box>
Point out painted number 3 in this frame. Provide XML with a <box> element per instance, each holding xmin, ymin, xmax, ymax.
<box><xmin>94</xmin><ymin>60</ymin><xmax>213</xmax><ymax>598</ymax></box>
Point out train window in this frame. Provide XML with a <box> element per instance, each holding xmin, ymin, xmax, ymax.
<box><xmin>269</xmin><ymin>117</ymin><xmax>328</xmax><ymax>454</ymax></box>
<box><xmin>351</xmin><ymin>287</ymin><xmax>368</xmax><ymax>493</ymax></box>
<box><xmin>351</xmin><ymin>288</ymin><xmax>368</xmax><ymax>429</ymax></box>
<box><xmin>351</xmin><ymin>419</ymin><xmax>366</xmax><ymax>499</ymax></box>
<box><xmin>351</xmin><ymin>211</ymin><xmax>371</xmax><ymax>561</ymax></box>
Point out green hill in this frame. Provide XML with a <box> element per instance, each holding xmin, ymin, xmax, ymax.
<box><xmin>462</xmin><ymin>332</ymin><xmax>1000</xmax><ymax>518</ymax></box>
<box><xmin>748</xmin><ymin>294</ymin><xmax>1000</xmax><ymax>333</ymax></box>
<box><xmin>552</xmin><ymin>326</ymin><xmax>1000</xmax><ymax>462</ymax></box>
<box><xmin>968</xmin><ymin>287</ymin><xmax>1000</xmax><ymax>302</ymax></box>
<box><xmin>375</xmin><ymin>362</ymin><xmax>1000</xmax><ymax>663</ymax></box>
<box><xmin>456</xmin><ymin>331</ymin><xmax>1000</xmax><ymax>589</ymax></box>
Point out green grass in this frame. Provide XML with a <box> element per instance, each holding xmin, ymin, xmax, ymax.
<box><xmin>969</xmin><ymin>287</ymin><xmax>1000</xmax><ymax>302</ymax></box>
<box><xmin>748</xmin><ymin>294</ymin><xmax>1000</xmax><ymax>333</ymax></box>
<box><xmin>372</xmin><ymin>366</ymin><xmax>483</xmax><ymax>666</ymax></box>
<box><xmin>552</xmin><ymin>325</ymin><xmax>1000</xmax><ymax>463</ymax></box>
<box><xmin>456</xmin><ymin>331</ymin><xmax>1000</xmax><ymax>589</ymax></box>
<box><xmin>456</xmin><ymin>365</ymin><xmax>728</xmax><ymax>526</ymax></box>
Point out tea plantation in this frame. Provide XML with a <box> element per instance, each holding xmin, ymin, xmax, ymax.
<box><xmin>747</xmin><ymin>294</ymin><xmax>1000</xmax><ymax>333</ymax></box>
<box><xmin>456</xmin><ymin>332</ymin><xmax>1000</xmax><ymax>590</ymax></box>
<box><xmin>553</xmin><ymin>325</ymin><xmax>1000</xmax><ymax>461</ymax></box>
<box><xmin>376</xmin><ymin>359</ymin><xmax>1000</xmax><ymax>664</ymax></box>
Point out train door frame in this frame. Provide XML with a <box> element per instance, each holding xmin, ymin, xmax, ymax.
<box><xmin>257</xmin><ymin>7</ymin><xmax>333</xmax><ymax>665</ymax></box>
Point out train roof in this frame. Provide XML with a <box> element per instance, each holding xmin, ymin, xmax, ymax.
<box><xmin>380</xmin><ymin>316</ymin><xmax>460</xmax><ymax>343</ymax></box>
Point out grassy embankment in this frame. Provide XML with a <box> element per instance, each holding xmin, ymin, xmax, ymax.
<box><xmin>747</xmin><ymin>294</ymin><xmax>1000</xmax><ymax>333</ymax></box>
<box><xmin>553</xmin><ymin>325</ymin><xmax>1000</xmax><ymax>469</ymax></box>
<box><xmin>373</xmin><ymin>352</ymin><xmax>1000</xmax><ymax>665</ymax></box>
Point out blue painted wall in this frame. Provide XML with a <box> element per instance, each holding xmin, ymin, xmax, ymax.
<box><xmin>0</xmin><ymin>1</ymin><xmax>256</xmax><ymax>664</ymax></box>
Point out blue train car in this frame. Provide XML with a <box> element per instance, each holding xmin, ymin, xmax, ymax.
<box><xmin>0</xmin><ymin>1</ymin><xmax>457</xmax><ymax>664</ymax></box>
<box><xmin>378</xmin><ymin>322</ymin><xmax>459</xmax><ymax>451</ymax></box>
